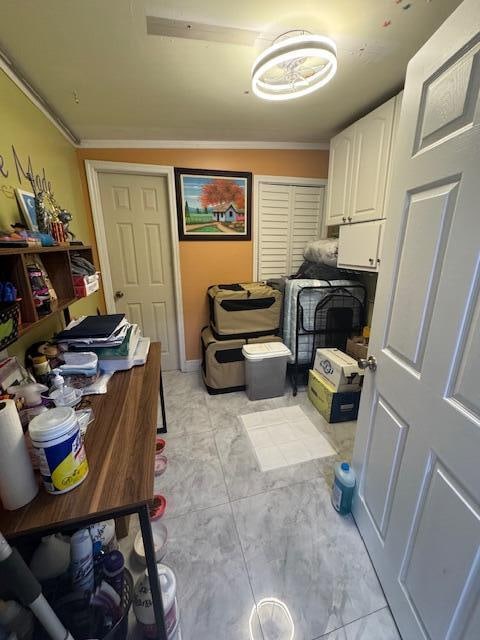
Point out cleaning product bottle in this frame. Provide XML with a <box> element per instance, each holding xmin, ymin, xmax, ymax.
<box><xmin>48</xmin><ymin>370</ymin><xmax>80</xmax><ymax>407</ymax></box>
<box><xmin>70</xmin><ymin>528</ymin><xmax>94</xmax><ymax>595</ymax></box>
<box><xmin>92</xmin><ymin>540</ymin><xmax>106</xmax><ymax>587</ymax></box>
<box><xmin>103</xmin><ymin>550</ymin><xmax>124</xmax><ymax>597</ymax></box>
<box><xmin>332</xmin><ymin>462</ymin><xmax>356</xmax><ymax>515</ymax></box>
<box><xmin>89</xmin><ymin>519</ymin><xmax>118</xmax><ymax>552</ymax></box>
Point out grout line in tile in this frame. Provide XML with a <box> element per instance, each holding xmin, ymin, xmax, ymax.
<box><xmin>311</xmin><ymin>605</ymin><xmax>392</xmax><ymax>640</ymax></box>
<box><xmin>226</xmin><ymin>501</ymin><xmax>266</xmax><ymax>640</ymax></box>
<box><xmin>161</xmin><ymin>496</ymin><xmax>232</xmax><ymax>524</ymax></box>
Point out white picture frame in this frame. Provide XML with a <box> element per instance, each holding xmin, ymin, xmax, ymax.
<box><xmin>15</xmin><ymin>188</ymin><xmax>38</xmax><ymax>231</ymax></box>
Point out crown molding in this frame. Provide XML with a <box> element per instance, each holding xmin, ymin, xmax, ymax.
<box><xmin>79</xmin><ymin>139</ymin><xmax>330</xmax><ymax>150</ymax></box>
<box><xmin>0</xmin><ymin>47</ymin><xmax>80</xmax><ymax>146</ymax></box>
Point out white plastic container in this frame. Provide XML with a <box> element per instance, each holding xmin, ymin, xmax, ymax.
<box><xmin>134</xmin><ymin>563</ymin><xmax>178</xmax><ymax>638</ymax></box>
<box><xmin>242</xmin><ymin>342</ymin><xmax>291</xmax><ymax>400</ymax></box>
<box><xmin>30</xmin><ymin>534</ymin><xmax>70</xmax><ymax>581</ymax></box>
<box><xmin>89</xmin><ymin>519</ymin><xmax>118</xmax><ymax>552</ymax></box>
<box><xmin>29</xmin><ymin>407</ymin><xmax>89</xmax><ymax>494</ymax></box>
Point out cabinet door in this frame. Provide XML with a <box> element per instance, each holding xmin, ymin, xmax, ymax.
<box><xmin>337</xmin><ymin>220</ymin><xmax>384</xmax><ymax>272</ymax></box>
<box><xmin>349</xmin><ymin>98</ymin><xmax>396</xmax><ymax>223</ymax></box>
<box><xmin>325</xmin><ymin>125</ymin><xmax>355</xmax><ymax>226</ymax></box>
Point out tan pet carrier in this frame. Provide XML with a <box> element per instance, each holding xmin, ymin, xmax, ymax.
<box><xmin>207</xmin><ymin>282</ymin><xmax>282</xmax><ymax>340</ymax></box>
<box><xmin>201</xmin><ymin>326</ymin><xmax>282</xmax><ymax>394</ymax></box>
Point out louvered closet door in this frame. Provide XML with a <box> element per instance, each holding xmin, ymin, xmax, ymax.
<box><xmin>257</xmin><ymin>182</ymin><xmax>325</xmax><ymax>280</ymax></box>
<box><xmin>290</xmin><ymin>186</ymin><xmax>325</xmax><ymax>272</ymax></box>
<box><xmin>258</xmin><ymin>183</ymin><xmax>291</xmax><ymax>280</ymax></box>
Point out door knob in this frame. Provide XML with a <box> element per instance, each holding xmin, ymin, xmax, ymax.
<box><xmin>114</xmin><ymin>290</ymin><xmax>124</xmax><ymax>300</ymax></box>
<box><xmin>358</xmin><ymin>355</ymin><xmax>377</xmax><ymax>371</ymax></box>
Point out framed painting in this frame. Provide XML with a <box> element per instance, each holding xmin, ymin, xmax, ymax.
<box><xmin>15</xmin><ymin>188</ymin><xmax>38</xmax><ymax>231</ymax></box>
<box><xmin>175</xmin><ymin>168</ymin><xmax>252</xmax><ymax>241</ymax></box>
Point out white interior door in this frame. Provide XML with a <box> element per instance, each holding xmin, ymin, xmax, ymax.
<box><xmin>352</xmin><ymin>2</ymin><xmax>480</xmax><ymax>638</ymax></box>
<box><xmin>98</xmin><ymin>172</ymin><xmax>179</xmax><ymax>370</ymax></box>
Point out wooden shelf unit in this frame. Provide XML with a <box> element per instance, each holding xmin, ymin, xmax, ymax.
<box><xmin>0</xmin><ymin>245</ymin><xmax>95</xmax><ymax>340</ymax></box>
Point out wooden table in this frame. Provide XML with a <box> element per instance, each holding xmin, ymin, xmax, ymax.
<box><xmin>0</xmin><ymin>342</ymin><xmax>168</xmax><ymax>639</ymax></box>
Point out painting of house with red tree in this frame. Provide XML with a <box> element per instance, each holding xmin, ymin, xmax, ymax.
<box><xmin>175</xmin><ymin>168</ymin><xmax>252</xmax><ymax>240</ymax></box>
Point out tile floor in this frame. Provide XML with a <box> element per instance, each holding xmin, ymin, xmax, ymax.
<box><xmin>241</xmin><ymin>406</ymin><xmax>336</xmax><ymax>471</ymax></box>
<box><xmin>122</xmin><ymin>370</ymin><xmax>401</xmax><ymax>640</ymax></box>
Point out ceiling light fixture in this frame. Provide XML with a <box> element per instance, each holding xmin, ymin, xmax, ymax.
<box><xmin>251</xmin><ymin>31</ymin><xmax>337</xmax><ymax>101</ymax></box>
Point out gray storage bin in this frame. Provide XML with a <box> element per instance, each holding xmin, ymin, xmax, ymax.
<box><xmin>242</xmin><ymin>342</ymin><xmax>291</xmax><ymax>400</ymax></box>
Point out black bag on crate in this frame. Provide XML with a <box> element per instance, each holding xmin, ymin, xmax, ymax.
<box><xmin>207</xmin><ymin>282</ymin><xmax>282</xmax><ymax>340</ymax></box>
<box><xmin>201</xmin><ymin>326</ymin><xmax>283</xmax><ymax>394</ymax></box>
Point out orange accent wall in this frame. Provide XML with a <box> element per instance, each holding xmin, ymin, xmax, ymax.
<box><xmin>77</xmin><ymin>148</ymin><xmax>329</xmax><ymax>361</ymax></box>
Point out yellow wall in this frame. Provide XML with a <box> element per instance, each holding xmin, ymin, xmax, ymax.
<box><xmin>0</xmin><ymin>70</ymin><xmax>102</xmax><ymax>362</ymax></box>
<box><xmin>77</xmin><ymin>148</ymin><xmax>329</xmax><ymax>360</ymax></box>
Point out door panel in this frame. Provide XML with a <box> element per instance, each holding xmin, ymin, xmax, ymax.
<box><xmin>400</xmin><ymin>458</ymin><xmax>480</xmax><ymax>640</ymax></box>
<box><xmin>352</xmin><ymin>2</ymin><xmax>480</xmax><ymax>637</ymax></box>
<box><xmin>99</xmin><ymin>172</ymin><xmax>179</xmax><ymax>370</ymax></box>
<box><xmin>362</xmin><ymin>397</ymin><xmax>409</xmax><ymax>539</ymax></box>
<box><xmin>386</xmin><ymin>181</ymin><xmax>458</xmax><ymax>371</ymax></box>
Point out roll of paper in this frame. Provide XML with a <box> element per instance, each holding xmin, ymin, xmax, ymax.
<box><xmin>0</xmin><ymin>400</ymin><xmax>38</xmax><ymax>510</ymax></box>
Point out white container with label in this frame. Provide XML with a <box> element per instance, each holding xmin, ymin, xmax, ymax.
<box><xmin>134</xmin><ymin>563</ymin><xmax>178</xmax><ymax>638</ymax></box>
<box><xmin>313</xmin><ymin>348</ymin><xmax>363</xmax><ymax>392</ymax></box>
<box><xmin>29</xmin><ymin>407</ymin><xmax>89</xmax><ymax>494</ymax></box>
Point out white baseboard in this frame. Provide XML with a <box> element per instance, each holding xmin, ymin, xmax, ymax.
<box><xmin>182</xmin><ymin>359</ymin><xmax>201</xmax><ymax>372</ymax></box>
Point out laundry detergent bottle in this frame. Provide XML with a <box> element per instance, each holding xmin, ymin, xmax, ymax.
<box><xmin>331</xmin><ymin>462</ymin><xmax>356</xmax><ymax>515</ymax></box>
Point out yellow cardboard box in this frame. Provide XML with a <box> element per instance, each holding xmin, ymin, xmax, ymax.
<box><xmin>308</xmin><ymin>369</ymin><xmax>361</xmax><ymax>423</ymax></box>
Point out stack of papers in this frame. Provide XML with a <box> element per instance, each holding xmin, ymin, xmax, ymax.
<box><xmin>56</xmin><ymin>314</ymin><xmax>149</xmax><ymax>372</ymax></box>
<box><xmin>56</xmin><ymin>314</ymin><xmax>128</xmax><ymax>347</ymax></box>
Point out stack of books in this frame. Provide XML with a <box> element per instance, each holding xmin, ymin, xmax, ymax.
<box><xmin>56</xmin><ymin>314</ymin><xmax>150</xmax><ymax>371</ymax></box>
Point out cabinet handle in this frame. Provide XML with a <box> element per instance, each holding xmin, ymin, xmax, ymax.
<box><xmin>377</xmin><ymin>258</ymin><xmax>381</xmax><ymax>264</ymax></box>
<box><xmin>369</xmin><ymin>258</ymin><xmax>374</xmax><ymax>265</ymax></box>
<box><xmin>348</xmin><ymin>216</ymin><xmax>352</xmax><ymax>222</ymax></box>
<box><xmin>342</xmin><ymin>216</ymin><xmax>347</xmax><ymax>223</ymax></box>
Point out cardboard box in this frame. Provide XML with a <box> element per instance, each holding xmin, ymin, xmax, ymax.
<box><xmin>346</xmin><ymin>336</ymin><xmax>368</xmax><ymax>361</ymax></box>
<box><xmin>308</xmin><ymin>369</ymin><xmax>361</xmax><ymax>423</ymax></box>
<box><xmin>313</xmin><ymin>348</ymin><xmax>364</xmax><ymax>392</ymax></box>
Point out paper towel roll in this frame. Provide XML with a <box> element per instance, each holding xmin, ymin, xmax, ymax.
<box><xmin>0</xmin><ymin>399</ymin><xmax>38</xmax><ymax>510</ymax></box>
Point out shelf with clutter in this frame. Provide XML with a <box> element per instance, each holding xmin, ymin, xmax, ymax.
<box><xmin>0</xmin><ymin>174</ymin><xmax>100</xmax><ymax>350</ymax></box>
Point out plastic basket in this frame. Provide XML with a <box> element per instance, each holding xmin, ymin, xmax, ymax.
<box><xmin>0</xmin><ymin>302</ymin><xmax>19</xmax><ymax>350</ymax></box>
<box><xmin>51</xmin><ymin>569</ymin><xmax>133</xmax><ymax>640</ymax></box>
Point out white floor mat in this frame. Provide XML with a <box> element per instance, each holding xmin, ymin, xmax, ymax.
<box><xmin>240</xmin><ymin>406</ymin><xmax>337</xmax><ymax>472</ymax></box>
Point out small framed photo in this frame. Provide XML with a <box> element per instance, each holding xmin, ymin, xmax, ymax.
<box><xmin>175</xmin><ymin>168</ymin><xmax>252</xmax><ymax>241</ymax></box>
<box><xmin>15</xmin><ymin>188</ymin><xmax>38</xmax><ymax>231</ymax></box>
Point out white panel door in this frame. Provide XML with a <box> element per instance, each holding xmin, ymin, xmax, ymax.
<box><xmin>352</xmin><ymin>2</ymin><xmax>480</xmax><ymax>638</ymax></box>
<box><xmin>98</xmin><ymin>172</ymin><xmax>179</xmax><ymax>370</ymax></box>
<box><xmin>324</xmin><ymin>125</ymin><xmax>354</xmax><ymax>226</ymax></box>
<box><xmin>349</xmin><ymin>98</ymin><xmax>395</xmax><ymax>223</ymax></box>
<box><xmin>337</xmin><ymin>220</ymin><xmax>384</xmax><ymax>272</ymax></box>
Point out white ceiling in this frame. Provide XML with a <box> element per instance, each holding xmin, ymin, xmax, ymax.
<box><xmin>0</xmin><ymin>0</ymin><xmax>462</xmax><ymax>143</ymax></box>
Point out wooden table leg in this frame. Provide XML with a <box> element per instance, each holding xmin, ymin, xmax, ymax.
<box><xmin>138</xmin><ymin>504</ymin><xmax>168</xmax><ymax>640</ymax></box>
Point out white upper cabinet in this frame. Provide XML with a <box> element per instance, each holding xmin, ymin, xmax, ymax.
<box><xmin>325</xmin><ymin>95</ymin><xmax>400</xmax><ymax>226</ymax></box>
<box><xmin>324</xmin><ymin>124</ymin><xmax>354</xmax><ymax>225</ymax></box>
<box><xmin>337</xmin><ymin>219</ymin><xmax>384</xmax><ymax>272</ymax></box>
<box><xmin>349</xmin><ymin>99</ymin><xmax>395</xmax><ymax>223</ymax></box>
